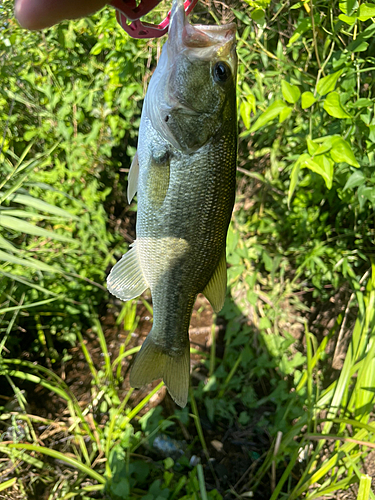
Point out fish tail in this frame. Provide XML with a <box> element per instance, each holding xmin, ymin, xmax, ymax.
<box><xmin>130</xmin><ymin>335</ymin><xmax>190</xmax><ymax>408</ymax></box>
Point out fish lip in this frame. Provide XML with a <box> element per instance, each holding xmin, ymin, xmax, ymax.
<box><xmin>182</xmin><ymin>22</ymin><xmax>237</xmax><ymax>49</ymax></box>
<box><xmin>168</xmin><ymin>0</ymin><xmax>237</xmax><ymax>56</ymax></box>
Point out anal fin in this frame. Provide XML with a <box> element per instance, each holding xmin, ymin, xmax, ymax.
<box><xmin>203</xmin><ymin>251</ymin><xmax>227</xmax><ymax>313</ymax></box>
<box><xmin>107</xmin><ymin>241</ymin><xmax>148</xmax><ymax>301</ymax></box>
<box><xmin>130</xmin><ymin>335</ymin><xmax>190</xmax><ymax>408</ymax></box>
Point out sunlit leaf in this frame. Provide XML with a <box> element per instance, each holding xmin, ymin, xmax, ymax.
<box><xmin>0</xmin><ymin>192</ymin><xmax>79</xmax><ymax>220</ymax></box>
<box><xmin>358</xmin><ymin>3</ymin><xmax>375</xmax><ymax>21</ymax></box>
<box><xmin>0</xmin><ymin>215</ymin><xmax>74</xmax><ymax>242</ymax></box>
<box><xmin>323</xmin><ymin>92</ymin><xmax>351</xmax><ymax>118</ymax></box>
<box><xmin>250</xmin><ymin>100</ymin><xmax>288</xmax><ymax>132</ymax></box>
<box><xmin>317</xmin><ymin>70</ymin><xmax>344</xmax><ymax>96</ymax></box>
<box><xmin>301</xmin><ymin>91</ymin><xmax>316</xmax><ymax>109</ymax></box>
<box><xmin>0</xmin><ymin>250</ymin><xmax>62</xmax><ymax>273</ymax></box>
<box><xmin>281</xmin><ymin>80</ymin><xmax>301</xmax><ymax>104</ymax></box>
<box><xmin>330</xmin><ymin>137</ymin><xmax>360</xmax><ymax>167</ymax></box>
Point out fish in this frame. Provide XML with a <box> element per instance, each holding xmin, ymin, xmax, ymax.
<box><xmin>107</xmin><ymin>0</ymin><xmax>237</xmax><ymax>408</ymax></box>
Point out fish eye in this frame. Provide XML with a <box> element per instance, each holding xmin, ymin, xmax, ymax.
<box><xmin>213</xmin><ymin>61</ymin><xmax>231</xmax><ymax>84</ymax></box>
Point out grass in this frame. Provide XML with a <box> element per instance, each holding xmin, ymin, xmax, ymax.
<box><xmin>1</xmin><ymin>264</ymin><xmax>375</xmax><ymax>499</ymax></box>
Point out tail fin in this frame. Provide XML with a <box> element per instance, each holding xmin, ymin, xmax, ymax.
<box><xmin>130</xmin><ymin>335</ymin><xmax>190</xmax><ymax>408</ymax></box>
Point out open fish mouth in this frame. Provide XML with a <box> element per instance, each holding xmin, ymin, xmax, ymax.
<box><xmin>168</xmin><ymin>0</ymin><xmax>236</xmax><ymax>67</ymax></box>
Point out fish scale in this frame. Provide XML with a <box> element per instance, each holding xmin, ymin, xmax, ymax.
<box><xmin>107</xmin><ymin>0</ymin><xmax>237</xmax><ymax>407</ymax></box>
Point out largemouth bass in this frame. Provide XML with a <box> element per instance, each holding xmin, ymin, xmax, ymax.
<box><xmin>107</xmin><ymin>0</ymin><xmax>237</xmax><ymax>407</ymax></box>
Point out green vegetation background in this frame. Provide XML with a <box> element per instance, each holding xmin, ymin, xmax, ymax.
<box><xmin>1</xmin><ymin>0</ymin><xmax>375</xmax><ymax>498</ymax></box>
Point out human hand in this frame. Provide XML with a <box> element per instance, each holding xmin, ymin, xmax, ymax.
<box><xmin>14</xmin><ymin>0</ymin><xmax>108</xmax><ymax>30</ymax></box>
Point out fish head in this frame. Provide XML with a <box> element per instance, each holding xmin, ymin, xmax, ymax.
<box><xmin>145</xmin><ymin>0</ymin><xmax>237</xmax><ymax>153</ymax></box>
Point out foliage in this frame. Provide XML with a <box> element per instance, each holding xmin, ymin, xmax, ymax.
<box><xmin>237</xmin><ymin>0</ymin><xmax>375</xmax><ymax>299</ymax></box>
<box><xmin>0</xmin><ymin>0</ymin><xmax>149</xmax><ymax>353</ymax></box>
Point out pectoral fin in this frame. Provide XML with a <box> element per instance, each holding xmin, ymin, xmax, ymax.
<box><xmin>107</xmin><ymin>241</ymin><xmax>148</xmax><ymax>301</ymax></box>
<box><xmin>203</xmin><ymin>251</ymin><xmax>227</xmax><ymax>313</ymax></box>
<box><xmin>127</xmin><ymin>152</ymin><xmax>139</xmax><ymax>204</ymax></box>
<box><xmin>130</xmin><ymin>335</ymin><xmax>190</xmax><ymax>408</ymax></box>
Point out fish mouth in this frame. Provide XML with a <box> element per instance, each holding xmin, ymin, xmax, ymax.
<box><xmin>168</xmin><ymin>0</ymin><xmax>236</xmax><ymax>66</ymax></box>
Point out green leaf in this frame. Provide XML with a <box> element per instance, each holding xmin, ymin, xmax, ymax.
<box><xmin>313</xmin><ymin>154</ymin><xmax>335</xmax><ymax>189</ymax></box>
<box><xmin>330</xmin><ymin>137</ymin><xmax>360</xmax><ymax>167</ymax></box>
<box><xmin>357</xmin><ymin>474</ymin><xmax>372</xmax><ymax>500</ymax></box>
<box><xmin>0</xmin><ymin>250</ymin><xmax>62</xmax><ymax>273</ymax></box>
<box><xmin>358</xmin><ymin>185</ymin><xmax>375</xmax><ymax>207</ymax></box>
<box><xmin>358</xmin><ymin>3</ymin><xmax>375</xmax><ymax>21</ymax></box>
<box><xmin>279</xmin><ymin>106</ymin><xmax>292</xmax><ymax>122</ymax></box>
<box><xmin>251</xmin><ymin>8</ymin><xmax>266</xmax><ymax>25</ymax></box>
<box><xmin>0</xmin><ymin>236</ymin><xmax>19</xmax><ymax>252</ymax></box>
<box><xmin>287</xmin><ymin>17</ymin><xmax>312</xmax><ymax>46</ymax></box>
<box><xmin>0</xmin><ymin>270</ymin><xmax>58</xmax><ymax>296</ymax></box>
<box><xmin>351</xmin><ymin>98</ymin><xmax>373</xmax><ymax>108</ymax></box>
<box><xmin>323</xmin><ymin>92</ymin><xmax>351</xmax><ymax>118</ymax></box>
<box><xmin>249</xmin><ymin>100</ymin><xmax>288</xmax><ymax>132</ymax></box>
<box><xmin>343</xmin><ymin>171</ymin><xmax>365</xmax><ymax>191</ymax></box>
<box><xmin>288</xmin><ymin>155</ymin><xmax>308</xmax><ymax>206</ymax></box>
<box><xmin>349</xmin><ymin>41</ymin><xmax>369</xmax><ymax>52</ymax></box>
<box><xmin>308</xmin><ymin>137</ymin><xmax>333</xmax><ymax>156</ymax></box>
<box><xmin>0</xmin><ymin>215</ymin><xmax>74</xmax><ymax>242</ymax></box>
<box><xmin>301</xmin><ymin>91</ymin><xmax>316</xmax><ymax>109</ymax></box>
<box><xmin>240</xmin><ymin>101</ymin><xmax>252</xmax><ymax>130</ymax></box>
<box><xmin>317</xmin><ymin>70</ymin><xmax>344</xmax><ymax>96</ymax></box>
<box><xmin>281</xmin><ymin>81</ymin><xmax>301</xmax><ymax>104</ymax></box>
<box><xmin>0</xmin><ymin>192</ymin><xmax>79</xmax><ymax>219</ymax></box>
<box><xmin>302</xmin><ymin>155</ymin><xmax>334</xmax><ymax>189</ymax></box>
<box><xmin>338</xmin><ymin>14</ymin><xmax>357</xmax><ymax>24</ymax></box>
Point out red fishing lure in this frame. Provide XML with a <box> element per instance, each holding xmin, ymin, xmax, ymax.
<box><xmin>111</xmin><ymin>0</ymin><xmax>198</xmax><ymax>38</ymax></box>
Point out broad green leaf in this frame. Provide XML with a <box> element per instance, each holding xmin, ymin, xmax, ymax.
<box><xmin>369</xmin><ymin>125</ymin><xmax>375</xmax><ymax>143</ymax></box>
<box><xmin>249</xmin><ymin>100</ymin><xmax>288</xmax><ymax>132</ymax></box>
<box><xmin>0</xmin><ymin>215</ymin><xmax>74</xmax><ymax>242</ymax></box>
<box><xmin>330</xmin><ymin>137</ymin><xmax>360</xmax><ymax>167</ymax></box>
<box><xmin>323</xmin><ymin>92</ymin><xmax>351</xmax><ymax>118</ymax></box>
<box><xmin>358</xmin><ymin>185</ymin><xmax>375</xmax><ymax>208</ymax></box>
<box><xmin>313</xmin><ymin>154</ymin><xmax>334</xmax><ymax>189</ymax></box>
<box><xmin>1</xmin><ymin>192</ymin><xmax>79</xmax><ymax>219</ymax></box>
<box><xmin>339</xmin><ymin>0</ymin><xmax>356</xmax><ymax>14</ymax></box>
<box><xmin>311</xmin><ymin>138</ymin><xmax>333</xmax><ymax>157</ymax></box>
<box><xmin>317</xmin><ymin>70</ymin><xmax>344</xmax><ymax>96</ymax></box>
<box><xmin>358</xmin><ymin>3</ymin><xmax>375</xmax><ymax>21</ymax></box>
<box><xmin>338</xmin><ymin>13</ymin><xmax>357</xmax><ymax>24</ymax></box>
<box><xmin>301</xmin><ymin>91</ymin><xmax>316</xmax><ymax>108</ymax></box>
<box><xmin>251</xmin><ymin>8</ymin><xmax>266</xmax><ymax>25</ymax></box>
<box><xmin>279</xmin><ymin>106</ymin><xmax>292</xmax><ymax>122</ymax></box>
<box><xmin>350</xmin><ymin>41</ymin><xmax>369</xmax><ymax>52</ymax></box>
<box><xmin>307</xmin><ymin>139</ymin><xmax>319</xmax><ymax>155</ymax></box>
<box><xmin>281</xmin><ymin>81</ymin><xmax>301</xmax><ymax>104</ymax></box>
<box><xmin>302</xmin><ymin>156</ymin><xmax>334</xmax><ymax>189</ymax></box>
<box><xmin>343</xmin><ymin>171</ymin><xmax>365</xmax><ymax>191</ymax></box>
<box><xmin>0</xmin><ymin>250</ymin><xmax>62</xmax><ymax>273</ymax></box>
<box><xmin>351</xmin><ymin>98</ymin><xmax>373</xmax><ymax>108</ymax></box>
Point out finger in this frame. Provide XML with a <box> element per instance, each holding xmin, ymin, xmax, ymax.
<box><xmin>14</xmin><ymin>0</ymin><xmax>108</xmax><ymax>30</ymax></box>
